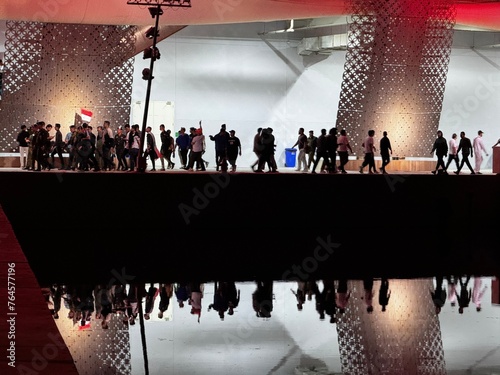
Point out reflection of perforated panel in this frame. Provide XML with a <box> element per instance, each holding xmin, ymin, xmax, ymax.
<box><xmin>55</xmin><ymin>311</ymin><xmax>132</xmax><ymax>375</ymax></box>
<box><xmin>336</xmin><ymin>0</ymin><xmax>456</xmax><ymax>157</ymax></box>
<box><xmin>336</xmin><ymin>279</ymin><xmax>446</xmax><ymax>375</ymax></box>
<box><xmin>0</xmin><ymin>21</ymin><xmax>135</xmax><ymax>152</ymax></box>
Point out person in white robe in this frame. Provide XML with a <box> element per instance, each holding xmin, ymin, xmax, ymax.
<box><xmin>473</xmin><ymin>130</ymin><xmax>488</xmax><ymax>174</ymax></box>
<box><xmin>472</xmin><ymin>276</ymin><xmax>487</xmax><ymax>312</ymax></box>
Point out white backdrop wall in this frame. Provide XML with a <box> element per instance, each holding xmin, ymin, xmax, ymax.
<box><xmin>131</xmin><ymin>31</ymin><xmax>500</xmax><ymax>168</ymax></box>
<box><xmin>440</xmin><ymin>46</ymin><xmax>500</xmax><ymax>168</ymax></box>
<box><xmin>131</xmin><ymin>35</ymin><xmax>345</xmax><ymax>168</ymax></box>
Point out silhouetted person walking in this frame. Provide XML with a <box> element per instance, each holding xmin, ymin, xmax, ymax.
<box><xmin>314</xmin><ymin>280</ymin><xmax>336</xmax><ymax>322</ymax></box>
<box><xmin>359</xmin><ymin>129</ymin><xmax>378</xmax><ymax>174</ymax></box>
<box><xmin>322</xmin><ymin>280</ymin><xmax>337</xmax><ymax>323</ymax></box>
<box><xmin>455</xmin><ymin>131</ymin><xmax>475</xmax><ymax>175</ymax></box>
<box><xmin>292</xmin><ymin>282</ymin><xmax>306</xmax><ymax>311</ymax></box>
<box><xmin>144</xmin><ymin>285</ymin><xmax>159</xmax><ymax>320</ymax></box>
<box><xmin>336</xmin><ymin>279</ymin><xmax>351</xmax><ymax>314</ymax></box>
<box><xmin>208</xmin><ymin>281</ymin><xmax>229</xmax><ymax>320</ymax></box>
<box><xmin>311</xmin><ymin>129</ymin><xmax>329</xmax><ymax>174</ymax></box>
<box><xmin>226</xmin><ymin>281</ymin><xmax>240</xmax><ymax>316</ymax></box>
<box><xmin>209</xmin><ymin>125</ymin><xmax>229</xmax><ymax>171</ymax></box>
<box><xmin>379</xmin><ymin>131</ymin><xmax>392</xmax><ymax>174</ymax></box>
<box><xmin>431</xmin><ymin>130</ymin><xmax>448</xmax><ymax>174</ymax></box>
<box><xmin>456</xmin><ymin>275</ymin><xmax>472</xmax><ymax>314</ymax></box>
<box><xmin>379</xmin><ymin>278</ymin><xmax>391</xmax><ymax>312</ymax></box>
<box><xmin>431</xmin><ymin>276</ymin><xmax>447</xmax><ymax>314</ymax></box>
<box><xmin>251</xmin><ymin>128</ymin><xmax>263</xmax><ymax>171</ymax></box>
<box><xmin>252</xmin><ymin>281</ymin><xmax>273</xmax><ymax>318</ymax></box>
<box><xmin>363</xmin><ymin>278</ymin><xmax>374</xmax><ymax>313</ymax></box>
<box><xmin>158</xmin><ymin>283</ymin><xmax>173</xmax><ymax>319</ymax></box>
<box><xmin>326</xmin><ymin>127</ymin><xmax>338</xmax><ymax>173</ymax></box>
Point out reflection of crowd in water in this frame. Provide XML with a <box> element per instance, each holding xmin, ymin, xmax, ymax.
<box><xmin>41</xmin><ymin>276</ymin><xmax>487</xmax><ymax>329</ymax></box>
<box><xmin>41</xmin><ymin>281</ymin><xmax>244</xmax><ymax>327</ymax></box>
<box><xmin>42</xmin><ymin>282</ymin><xmax>210</xmax><ymax>328</ymax></box>
<box><xmin>291</xmin><ymin>278</ymin><xmax>391</xmax><ymax>323</ymax></box>
<box><xmin>431</xmin><ymin>275</ymin><xmax>487</xmax><ymax>315</ymax></box>
<box><xmin>292</xmin><ymin>275</ymin><xmax>487</xmax><ymax>322</ymax></box>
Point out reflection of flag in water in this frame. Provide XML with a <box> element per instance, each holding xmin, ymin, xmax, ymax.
<box><xmin>78</xmin><ymin>321</ymin><xmax>91</xmax><ymax>330</ymax></box>
<box><xmin>80</xmin><ymin>109</ymin><xmax>93</xmax><ymax>122</ymax></box>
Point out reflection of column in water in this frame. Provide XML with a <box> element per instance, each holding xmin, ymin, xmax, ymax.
<box><xmin>52</xmin><ymin>288</ymin><xmax>132</xmax><ymax>375</ymax></box>
<box><xmin>336</xmin><ymin>279</ymin><xmax>446</xmax><ymax>375</ymax></box>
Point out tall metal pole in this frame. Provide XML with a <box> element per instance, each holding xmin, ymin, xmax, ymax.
<box><xmin>137</xmin><ymin>4</ymin><xmax>161</xmax><ymax>172</ymax></box>
<box><xmin>127</xmin><ymin>1</ymin><xmax>191</xmax><ymax>172</ymax></box>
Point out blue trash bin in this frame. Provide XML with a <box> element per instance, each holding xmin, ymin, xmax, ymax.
<box><xmin>285</xmin><ymin>148</ymin><xmax>297</xmax><ymax>168</ymax></box>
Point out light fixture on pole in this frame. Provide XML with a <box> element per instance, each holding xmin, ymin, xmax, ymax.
<box><xmin>148</xmin><ymin>7</ymin><xmax>163</xmax><ymax>18</ymax></box>
<box><xmin>145</xmin><ymin>26</ymin><xmax>159</xmax><ymax>39</ymax></box>
<box><xmin>143</xmin><ymin>46</ymin><xmax>160</xmax><ymax>60</ymax></box>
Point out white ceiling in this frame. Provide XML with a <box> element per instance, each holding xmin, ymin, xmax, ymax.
<box><xmin>1</xmin><ymin>0</ymin><xmax>500</xmax><ymax>31</ymax></box>
<box><xmin>1</xmin><ymin>1</ymin><xmax>500</xmax><ymax>58</ymax></box>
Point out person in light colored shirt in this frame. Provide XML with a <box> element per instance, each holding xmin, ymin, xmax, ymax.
<box><xmin>447</xmin><ymin>276</ymin><xmax>457</xmax><ymax>307</ymax></box>
<box><xmin>187</xmin><ymin>127</ymin><xmax>206</xmax><ymax>171</ymax></box>
<box><xmin>445</xmin><ymin>133</ymin><xmax>459</xmax><ymax>172</ymax></box>
<box><xmin>472</xmin><ymin>276</ymin><xmax>487</xmax><ymax>312</ymax></box>
<box><xmin>337</xmin><ymin>129</ymin><xmax>353</xmax><ymax>174</ymax></box>
<box><xmin>291</xmin><ymin>127</ymin><xmax>308</xmax><ymax>172</ymax></box>
<box><xmin>472</xmin><ymin>130</ymin><xmax>488</xmax><ymax>174</ymax></box>
<box><xmin>359</xmin><ymin>129</ymin><xmax>378</xmax><ymax>174</ymax></box>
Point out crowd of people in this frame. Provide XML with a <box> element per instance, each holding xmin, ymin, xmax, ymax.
<box><xmin>289</xmin><ymin>126</ymin><xmax>393</xmax><ymax>174</ymax></box>
<box><xmin>43</xmin><ymin>276</ymin><xmax>485</xmax><ymax>331</ymax></box>
<box><xmin>15</xmin><ymin>121</ymin><xmax>496</xmax><ymax>174</ymax></box>
<box><xmin>15</xmin><ymin>120</ymin><xmax>241</xmax><ymax>172</ymax></box>
<box><xmin>430</xmin><ymin>130</ymin><xmax>490</xmax><ymax>175</ymax></box>
<box><xmin>17</xmin><ymin>121</ymin><xmax>120</xmax><ymax>172</ymax></box>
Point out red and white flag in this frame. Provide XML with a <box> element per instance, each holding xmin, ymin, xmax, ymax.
<box><xmin>80</xmin><ymin>108</ymin><xmax>93</xmax><ymax>122</ymax></box>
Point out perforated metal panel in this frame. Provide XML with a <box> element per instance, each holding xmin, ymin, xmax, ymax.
<box><xmin>336</xmin><ymin>279</ymin><xmax>446</xmax><ymax>375</ymax></box>
<box><xmin>336</xmin><ymin>0</ymin><xmax>456</xmax><ymax>157</ymax></box>
<box><xmin>0</xmin><ymin>21</ymin><xmax>136</xmax><ymax>152</ymax></box>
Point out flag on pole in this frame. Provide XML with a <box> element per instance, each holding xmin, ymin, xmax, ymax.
<box><xmin>80</xmin><ymin>109</ymin><xmax>93</xmax><ymax>122</ymax></box>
